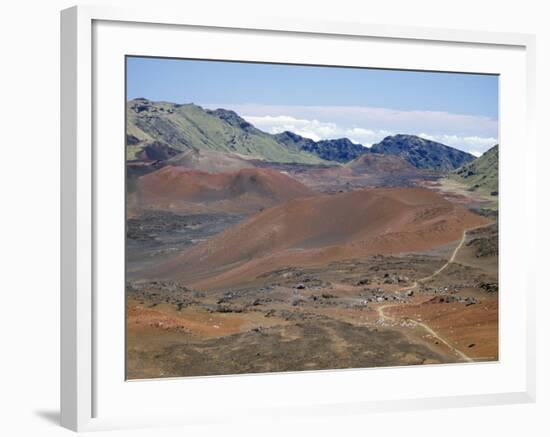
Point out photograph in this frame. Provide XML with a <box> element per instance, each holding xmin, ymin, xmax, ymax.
<box><xmin>1</xmin><ymin>0</ymin><xmax>545</xmax><ymax>434</ymax></box>
<box><xmin>125</xmin><ymin>56</ymin><xmax>499</xmax><ymax>379</ymax></box>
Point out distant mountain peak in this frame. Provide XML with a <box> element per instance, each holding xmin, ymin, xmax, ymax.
<box><xmin>370</xmin><ymin>134</ymin><xmax>475</xmax><ymax>171</ymax></box>
<box><xmin>275</xmin><ymin>132</ymin><xmax>367</xmax><ymax>163</ymax></box>
<box><xmin>206</xmin><ymin>108</ymin><xmax>254</xmax><ymax>130</ymax></box>
<box><xmin>317</xmin><ymin>137</ymin><xmax>359</xmax><ymax>147</ymax></box>
<box><xmin>278</xmin><ymin>130</ymin><xmax>311</xmax><ymax>142</ymax></box>
<box><xmin>126</xmin><ymin>99</ymin><xmax>475</xmax><ymax>170</ymax></box>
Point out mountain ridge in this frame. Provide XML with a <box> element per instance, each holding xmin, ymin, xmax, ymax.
<box><xmin>274</xmin><ymin>131</ymin><xmax>368</xmax><ymax>163</ymax></box>
<box><xmin>370</xmin><ymin>134</ymin><xmax>476</xmax><ymax>171</ymax></box>
<box><xmin>126</xmin><ymin>98</ymin><xmax>326</xmax><ymax>164</ymax></box>
<box><xmin>127</xmin><ymin>99</ymin><xmax>479</xmax><ymax>172</ymax></box>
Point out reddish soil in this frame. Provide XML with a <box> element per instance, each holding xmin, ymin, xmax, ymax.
<box><xmin>380</xmin><ymin>293</ymin><xmax>498</xmax><ymax>361</ymax></box>
<box><xmin>153</xmin><ymin>187</ymin><xmax>490</xmax><ymax>289</ymax></box>
<box><xmin>137</xmin><ymin>166</ymin><xmax>317</xmax><ymax>214</ymax></box>
<box><xmin>127</xmin><ymin>298</ymin><xmax>277</xmax><ymax>338</ymax></box>
<box><xmin>126</xmin><ymin>159</ymin><xmax>498</xmax><ymax>379</ymax></box>
<box><xmin>127</xmin><ymin>232</ymin><xmax>498</xmax><ymax>378</ymax></box>
<box><xmin>306</xmin><ymin>153</ymin><xmax>418</xmax><ymax>179</ymax></box>
<box><xmin>283</xmin><ymin>153</ymin><xmax>437</xmax><ymax>192</ymax></box>
<box><xmin>348</xmin><ymin>153</ymin><xmax>419</xmax><ymax>174</ymax></box>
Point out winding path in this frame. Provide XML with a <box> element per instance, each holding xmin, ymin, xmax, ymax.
<box><xmin>376</xmin><ymin>303</ymin><xmax>473</xmax><ymax>362</ymax></box>
<box><xmin>375</xmin><ymin>225</ymin><xmax>488</xmax><ymax>363</ymax></box>
<box><xmin>418</xmin><ymin>228</ymin><xmax>469</xmax><ymax>284</ymax></box>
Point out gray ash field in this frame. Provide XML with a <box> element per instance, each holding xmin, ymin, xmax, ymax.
<box><xmin>126</xmin><ymin>210</ymin><xmax>243</xmax><ymax>280</ymax></box>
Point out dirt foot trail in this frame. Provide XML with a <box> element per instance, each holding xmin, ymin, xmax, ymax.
<box><xmin>374</xmin><ymin>224</ymin><xmax>492</xmax><ymax>362</ymax></box>
<box><xmin>417</xmin><ymin>227</ymin><xmax>469</xmax><ymax>283</ymax></box>
<box><xmin>376</xmin><ymin>304</ymin><xmax>473</xmax><ymax>362</ymax></box>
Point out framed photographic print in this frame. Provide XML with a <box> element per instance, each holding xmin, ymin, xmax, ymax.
<box><xmin>61</xmin><ymin>5</ymin><xmax>536</xmax><ymax>432</ymax></box>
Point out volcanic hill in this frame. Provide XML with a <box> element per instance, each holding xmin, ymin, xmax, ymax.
<box><xmin>154</xmin><ymin>187</ymin><xmax>490</xmax><ymax>289</ymax></box>
<box><xmin>165</xmin><ymin>149</ymin><xmax>256</xmax><ymax>174</ymax></box>
<box><xmin>284</xmin><ymin>152</ymin><xmax>432</xmax><ymax>192</ymax></box>
<box><xmin>346</xmin><ymin>152</ymin><xmax>420</xmax><ymax>174</ymax></box>
<box><xmin>137</xmin><ymin>166</ymin><xmax>317</xmax><ymax>214</ymax></box>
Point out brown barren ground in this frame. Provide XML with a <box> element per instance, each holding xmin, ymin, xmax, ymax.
<box><xmin>154</xmin><ymin>188</ymin><xmax>490</xmax><ymax>290</ymax></box>
<box><xmin>127</xmin><ymin>166</ymin><xmax>498</xmax><ymax>379</ymax></box>
<box><xmin>137</xmin><ymin>166</ymin><xmax>317</xmax><ymax>214</ymax></box>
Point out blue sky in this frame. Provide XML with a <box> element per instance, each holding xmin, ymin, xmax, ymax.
<box><xmin>127</xmin><ymin>56</ymin><xmax>499</xmax><ymax>155</ymax></box>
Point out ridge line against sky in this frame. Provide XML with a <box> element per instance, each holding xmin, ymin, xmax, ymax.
<box><xmin>126</xmin><ymin>57</ymin><xmax>499</xmax><ymax>156</ymax></box>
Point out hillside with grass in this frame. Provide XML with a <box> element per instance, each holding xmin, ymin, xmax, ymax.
<box><xmin>126</xmin><ymin>99</ymin><xmax>326</xmax><ymax>164</ymax></box>
<box><xmin>450</xmin><ymin>145</ymin><xmax>498</xmax><ymax>196</ymax></box>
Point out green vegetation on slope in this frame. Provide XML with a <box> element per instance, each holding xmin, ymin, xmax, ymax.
<box><xmin>126</xmin><ymin>99</ymin><xmax>326</xmax><ymax>164</ymax></box>
<box><xmin>450</xmin><ymin>145</ymin><xmax>498</xmax><ymax>196</ymax></box>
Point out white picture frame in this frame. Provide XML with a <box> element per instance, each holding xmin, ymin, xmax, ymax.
<box><xmin>60</xmin><ymin>5</ymin><xmax>537</xmax><ymax>432</ymax></box>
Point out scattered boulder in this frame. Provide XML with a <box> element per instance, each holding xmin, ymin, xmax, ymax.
<box><xmin>215</xmin><ymin>305</ymin><xmax>243</xmax><ymax>313</ymax></box>
<box><xmin>479</xmin><ymin>282</ymin><xmax>498</xmax><ymax>293</ymax></box>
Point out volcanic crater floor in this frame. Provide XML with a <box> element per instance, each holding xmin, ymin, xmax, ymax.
<box><xmin>126</xmin><ymin>228</ymin><xmax>498</xmax><ymax>379</ymax></box>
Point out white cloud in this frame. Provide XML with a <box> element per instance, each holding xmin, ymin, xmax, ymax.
<box><xmin>243</xmin><ymin>115</ymin><xmax>391</xmax><ymax>146</ymax></box>
<box><xmin>418</xmin><ymin>133</ymin><xmax>497</xmax><ymax>156</ymax></box>
<box><xmin>346</xmin><ymin>128</ymin><xmax>394</xmax><ymax>147</ymax></box>
<box><xmin>242</xmin><ymin>114</ymin><xmax>497</xmax><ymax>155</ymax></box>
<box><xmin>204</xmin><ymin>103</ymin><xmax>498</xmax><ymax>137</ymax></box>
<box><xmin>202</xmin><ymin>103</ymin><xmax>498</xmax><ymax>155</ymax></box>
